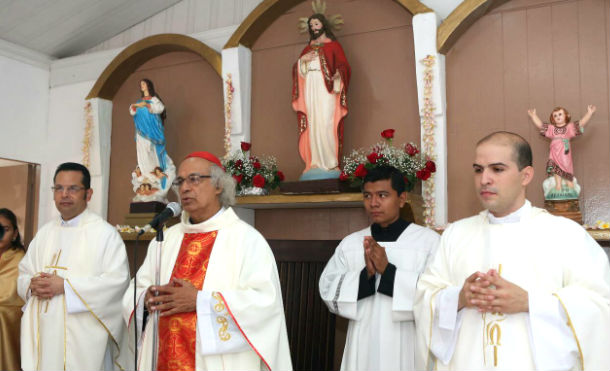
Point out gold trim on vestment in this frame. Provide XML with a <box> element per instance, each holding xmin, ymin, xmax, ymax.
<box><xmin>216</xmin><ymin>316</ymin><xmax>231</xmax><ymax>341</ymax></box>
<box><xmin>213</xmin><ymin>292</ymin><xmax>225</xmax><ymax>312</ymax></box>
<box><xmin>64</xmin><ymin>279</ymin><xmax>125</xmax><ymax>371</ymax></box>
<box><xmin>44</xmin><ymin>265</ymin><xmax>67</xmax><ymax>270</ymax></box>
<box><xmin>212</xmin><ymin>292</ymin><xmax>232</xmax><ymax>342</ymax></box>
<box><xmin>553</xmin><ymin>293</ymin><xmax>585</xmax><ymax>369</ymax></box>
<box><xmin>482</xmin><ymin>264</ymin><xmax>505</xmax><ymax>367</ymax></box>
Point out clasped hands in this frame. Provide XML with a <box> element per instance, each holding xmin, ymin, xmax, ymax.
<box><xmin>458</xmin><ymin>269</ymin><xmax>529</xmax><ymax>314</ymax></box>
<box><xmin>145</xmin><ymin>278</ymin><xmax>198</xmax><ymax>317</ymax></box>
<box><xmin>363</xmin><ymin>236</ymin><xmax>389</xmax><ymax>278</ymax></box>
<box><xmin>30</xmin><ymin>273</ymin><xmax>64</xmax><ymax>299</ymax></box>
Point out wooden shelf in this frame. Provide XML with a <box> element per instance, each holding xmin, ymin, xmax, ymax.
<box><xmin>234</xmin><ymin>193</ymin><xmax>365</xmax><ymax>209</ymax></box>
<box><xmin>587</xmin><ymin>229</ymin><xmax>610</xmax><ymax>242</ymax></box>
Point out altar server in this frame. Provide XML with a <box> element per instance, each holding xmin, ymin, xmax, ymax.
<box><xmin>18</xmin><ymin>162</ymin><xmax>130</xmax><ymax>370</ymax></box>
<box><xmin>414</xmin><ymin>131</ymin><xmax>610</xmax><ymax>370</ymax></box>
<box><xmin>123</xmin><ymin>151</ymin><xmax>292</xmax><ymax>371</ymax></box>
<box><xmin>319</xmin><ymin>165</ymin><xmax>440</xmax><ymax>370</ymax></box>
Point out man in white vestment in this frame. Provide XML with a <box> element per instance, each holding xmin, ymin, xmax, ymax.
<box><xmin>319</xmin><ymin>166</ymin><xmax>440</xmax><ymax>370</ymax></box>
<box><xmin>123</xmin><ymin>151</ymin><xmax>292</xmax><ymax>371</ymax></box>
<box><xmin>18</xmin><ymin>162</ymin><xmax>130</xmax><ymax>371</ymax></box>
<box><xmin>414</xmin><ymin>131</ymin><xmax>610</xmax><ymax>370</ymax></box>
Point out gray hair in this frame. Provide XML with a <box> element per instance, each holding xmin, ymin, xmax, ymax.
<box><xmin>210</xmin><ymin>164</ymin><xmax>236</xmax><ymax>207</ymax></box>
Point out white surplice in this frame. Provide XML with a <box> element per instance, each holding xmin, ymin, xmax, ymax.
<box><xmin>18</xmin><ymin>209</ymin><xmax>131</xmax><ymax>371</ymax></box>
<box><xmin>414</xmin><ymin>201</ymin><xmax>610</xmax><ymax>370</ymax></box>
<box><xmin>319</xmin><ymin>223</ymin><xmax>440</xmax><ymax>371</ymax></box>
<box><xmin>122</xmin><ymin>207</ymin><xmax>292</xmax><ymax>371</ymax></box>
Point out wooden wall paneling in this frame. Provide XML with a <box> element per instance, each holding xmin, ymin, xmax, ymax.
<box><xmin>576</xmin><ymin>0</ymin><xmax>610</xmax><ymax>222</ymax></box>
<box><xmin>447</xmin><ymin>0</ymin><xmax>610</xmax><ymax>223</ymax></box>
<box><xmin>270</xmin><ymin>240</ymin><xmax>338</xmax><ymax>370</ymax></box>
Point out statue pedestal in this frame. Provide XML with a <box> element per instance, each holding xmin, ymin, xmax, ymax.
<box><xmin>124</xmin><ymin>201</ymin><xmax>178</xmax><ymax>229</ymax></box>
<box><xmin>129</xmin><ymin>201</ymin><xmax>166</xmax><ymax>213</ymax></box>
<box><xmin>544</xmin><ymin>199</ymin><xmax>582</xmax><ymax>224</ymax></box>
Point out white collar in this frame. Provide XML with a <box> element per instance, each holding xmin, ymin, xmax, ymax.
<box><xmin>488</xmin><ymin>200</ymin><xmax>530</xmax><ymax>224</ymax></box>
<box><xmin>60</xmin><ymin>210</ymin><xmax>85</xmax><ymax>227</ymax></box>
<box><xmin>203</xmin><ymin>207</ymin><xmax>226</xmax><ymax>224</ymax></box>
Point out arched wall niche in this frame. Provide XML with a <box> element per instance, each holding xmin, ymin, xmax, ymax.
<box><xmin>243</xmin><ymin>0</ymin><xmax>423</xmax><ymax>182</ymax></box>
<box><xmin>224</xmin><ymin>0</ymin><xmax>432</xmax><ymax>49</ymax></box>
<box><xmin>445</xmin><ymin>0</ymin><xmax>610</xmax><ymax>224</ymax></box>
<box><xmin>437</xmin><ymin>0</ymin><xmax>509</xmax><ymax>54</ymax></box>
<box><xmin>87</xmin><ymin>33</ymin><xmax>221</xmax><ymax>100</ymax></box>
<box><xmin>103</xmin><ymin>37</ymin><xmax>224</xmax><ymax>226</ymax></box>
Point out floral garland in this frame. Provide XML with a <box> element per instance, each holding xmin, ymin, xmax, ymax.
<box><xmin>421</xmin><ymin>55</ymin><xmax>437</xmax><ymax>227</ymax></box>
<box><xmin>223</xmin><ymin>73</ymin><xmax>234</xmax><ymax>159</ymax></box>
<box><xmin>82</xmin><ymin>101</ymin><xmax>94</xmax><ymax>168</ymax></box>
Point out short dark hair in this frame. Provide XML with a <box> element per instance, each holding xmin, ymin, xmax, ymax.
<box><xmin>362</xmin><ymin>166</ymin><xmax>406</xmax><ymax>195</ymax></box>
<box><xmin>53</xmin><ymin>162</ymin><xmax>91</xmax><ymax>189</ymax></box>
<box><xmin>477</xmin><ymin>131</ymin><xmax>532</xmax><ymax>170</ymax></box>
<box><xmin>0</xmin><ymin>208</ymin><xmax>24</xmax><ymax>250</ymax></box>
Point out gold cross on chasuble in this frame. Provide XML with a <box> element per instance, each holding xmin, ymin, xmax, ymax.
<box><xmin>158</xmin><ymin>231</ymin><xmax>217</xmax><ymax>371</ymax></box>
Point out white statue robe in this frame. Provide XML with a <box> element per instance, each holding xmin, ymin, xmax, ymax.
<box><xmin>129</xmin><ymin>96</ymin><xmax>166</xmax><ymax>176</ymax></box>
<box><xmin>319</xmin><ymin>223</ymin><xmax>440</xmax><ymax>371</ymax></box>
<box><xmin>122</xmin><ymin>207</ymin><xmax>292</xmax><ymax>371</ymax></box>
<box><xmin>298</xmin><ymin>56</ymin><xmax>342</xmax><ymax>171</ymax></box>
<box><xmin>18</xmin><ymin>209</ymin><xmax>131</xmax><ymax>371</ymax></box>
<box><xmin>414</xmin><ymin>201</ymin><xmax>610</xmax><ymax>370</ymax></box>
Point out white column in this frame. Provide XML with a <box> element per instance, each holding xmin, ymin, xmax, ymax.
<box><xmin>221</xmin><ymin>45</ymin><xmax>252</xmax><ymax>152</ymax></box>
<box><xmin>86</xmin><ymin>98</ymin><xmax>113</xmax><ymax>220</ymax></box>
<box><xmin>413</xmin><ymin>12</ymin><xmax>448</xmax><ymax>226</ymax></box>
<box><xmin>221</xmin><ymin>45</ymin><xmax>255</xmax><ymax>226</ymax></box>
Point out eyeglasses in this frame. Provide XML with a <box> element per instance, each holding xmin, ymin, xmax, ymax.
<box><xmin>172</xmin><ymin>174</ymin><xmax>212</xmax><ymax>187</ymax></box>
<box><xmin>51</xmin><ymin>185</ymin><xmax>86</xmax><ymax>195</ymax></box>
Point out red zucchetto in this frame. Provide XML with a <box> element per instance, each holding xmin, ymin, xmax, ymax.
<box><xmin>185</xmin><ymin>151</ymin><xmax>224</xmax><ymax>171</ymax></box>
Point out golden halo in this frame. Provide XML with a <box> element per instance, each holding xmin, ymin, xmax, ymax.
<box><xmin>298</xmin><ymin>0</ymin><xmax>344</xmax><ymax>34</ymax></box>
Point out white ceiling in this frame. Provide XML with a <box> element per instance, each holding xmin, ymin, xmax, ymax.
<box><xmin>0</xmin><ymin>0</ymin><xmax>181</xmax><ymax>58</ymax></box>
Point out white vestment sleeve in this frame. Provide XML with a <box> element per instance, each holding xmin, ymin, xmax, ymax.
<box><xmin>528</xmin><ymin>293</ymin><xmax>578</xmax><ymax>370</ymax></box>
<box><xmin>196</xmin><ymin>290</ymin><xmax>249</xmax><ymax>356</ymax></box>
<box><xmin>319</xmin><ymin>241</ymin><xmax>360</xmax><ymax>320</ymax></box>
<box><xmin>430</xmin><ymin>286</ymin><xmax>463</xmax><ymax>364</ymax></box>
<box><xmin>64</xmin><ymin>280</ymin><xmax>88</xmax><ymax>314</ymax></box>
<box><xmin>391</xmin><ymin>270</ymin><xmax>419</xmax><ymax>321</ymax></box>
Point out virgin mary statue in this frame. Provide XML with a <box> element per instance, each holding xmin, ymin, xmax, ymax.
<box><xmin>128</xmin><ymin>79</ymin><xmax>175</xmax><ymax>202</ymax></box>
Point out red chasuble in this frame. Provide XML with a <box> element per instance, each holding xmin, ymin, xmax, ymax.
<box><xmin>158</xmin><ymin>231</ymin><xmax>217</xmax><ymax>371</ymax></box>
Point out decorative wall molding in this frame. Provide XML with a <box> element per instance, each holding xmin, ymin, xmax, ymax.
<box><xmin>224</xmin><ymin>0</ymin><xmax>433</xmax><ymax>49</ymax></box>
<box><xmin>86</xmin><ymin>33</ymin><xmax>221</xmax><ymax>100</ymax></box>
<box><xmin>0</xmin><ymin>39</ymin><xmax>52</xmax><ymax>70</ymax></box>
<box><xmin>437</xmin><ymin>0</ymin><xmax>507</xmax><ymax>54</ymax></box>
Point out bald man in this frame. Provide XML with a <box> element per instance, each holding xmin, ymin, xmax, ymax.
<box><xmin>123</xmin><ymin>151</ymin><xmax>292</xmax><ymax>371</ymax></box>
<box><xmin>414</xmin><ymin>131</ymin><xmax>610</xmax><ymax>370</ymax></box>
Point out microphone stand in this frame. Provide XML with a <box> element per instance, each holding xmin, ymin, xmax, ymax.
<box><xmin>151</xmin><ymin>225</ymin><xmax>164</xmax><ymax>371</ymax></box>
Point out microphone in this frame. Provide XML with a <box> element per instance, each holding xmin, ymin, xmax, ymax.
<box><xmin>137</xmin><ymin>202</ymin><xmax>181</xmax><ymax>235</ymax></box>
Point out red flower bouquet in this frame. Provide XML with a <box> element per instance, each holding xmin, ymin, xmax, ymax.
<box><xmin>223</xmin><ymin>142</ymin><xmax>284</xmax><ymax>195</ymax></box>
<box><xmin>340</xmin><ymin>129</ymin><xmax>435</xmax><ymax>191</ymax></box>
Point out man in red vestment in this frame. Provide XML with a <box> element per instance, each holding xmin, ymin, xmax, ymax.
<box><xmin>123</xmin><ymin>152</ymin><xmax>292</xmax><ymax>371</ymax></box>
<box><xmin>292</xmin><ymin>13</ymin><xmax>351</xmax><ymax>180</ymax></box>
